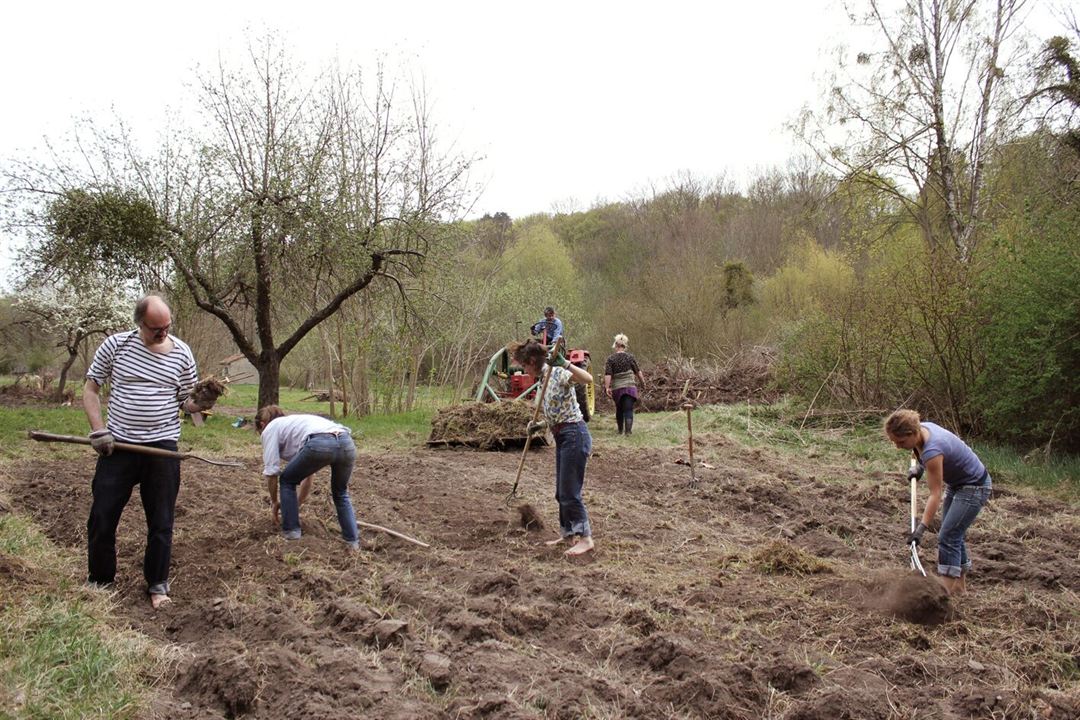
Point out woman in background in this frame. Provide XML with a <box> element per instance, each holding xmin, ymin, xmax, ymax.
<box><xmin>603</xmin><ymin>334</ymin><xmax>646</xmax><ymax>435</ymax></box>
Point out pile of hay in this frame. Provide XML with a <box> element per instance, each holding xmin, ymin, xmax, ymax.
<box><xmin>428</xmin><ymin>400</ymin><xmax>543</xmax><ymax>450</ymax></box>
<box><xmin>751</xmin><ymin>540</ymin><xmax>833</xmax><ymax>576</ymax></box>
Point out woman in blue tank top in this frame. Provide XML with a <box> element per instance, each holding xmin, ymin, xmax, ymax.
<box><xmin>885</xmin><ymin>409</ymin><xmax>992</xmax><ymax>596</ymax></box>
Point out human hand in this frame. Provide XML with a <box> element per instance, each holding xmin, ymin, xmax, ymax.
<box><xmin>546</xmin><ymin>349</ymin><xmax>569</xmax><ymax>368</ymax></box>
<box><xmin>904</xmin><ymin>521</ymin><xmax>928</xmax><ymax>546</ymax></box>
<box><xmin>907</xmin><ymin>462</ymin><xmax>925</xmax><ymax>481</ymax></box>
<box><xmin>89</xmin><ymin>429</ymin><xmax>115</xmax><ymax>456</ymax></box>
<box><xmin>526</xmin><ymin>420</ymin><xmax>548</xmax><ymax>437</ymax></box>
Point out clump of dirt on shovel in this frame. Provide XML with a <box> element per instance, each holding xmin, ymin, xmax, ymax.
<box><xmin>517</xmin><ymin>503</ymin><xmax>544</xmax><ymax>530</ymax></box>
<box><xmin>428</xmin><ymin>400</ymin><xmax>541</xmax><ymax>450</ymax></box>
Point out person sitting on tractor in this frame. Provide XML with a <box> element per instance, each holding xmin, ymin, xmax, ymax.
<box><xmin>530</xmin><ymin>306</ymin><xmax>563</xmax><ymax>348</ymax></box>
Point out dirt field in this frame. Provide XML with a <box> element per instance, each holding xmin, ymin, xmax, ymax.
<box><xmin>3</xmin><ymin>423</ymin><xmax>1079</xmax><ymax>719</ymax></box>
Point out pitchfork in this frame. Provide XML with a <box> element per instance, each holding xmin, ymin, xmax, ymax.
<box><xmin>908</xmin><ymin>457</ymin><xmax>927</xmax><ymax>577</ymax></box>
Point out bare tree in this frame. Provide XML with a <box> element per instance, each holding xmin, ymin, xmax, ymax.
<box><xmin>802</xmin><ymin>0</ymin><xmax>1031</xmax><ymax>261</ymax></box>
<box><xmin>5</xmin><ymin>36</ymin><xmax>475</xmax><ymax>407</ymax></box>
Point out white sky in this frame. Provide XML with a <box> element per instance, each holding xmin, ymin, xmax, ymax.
<box><xmin>0</xmin><ymin>0</ymin><xmax>1068</xmax><ymax>286</ymax></box>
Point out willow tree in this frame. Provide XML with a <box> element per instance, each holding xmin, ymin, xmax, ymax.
<box><xmin>6</xmin><ymin>36</ymin><xmax>474</xmax><ymax>407</ymax></box>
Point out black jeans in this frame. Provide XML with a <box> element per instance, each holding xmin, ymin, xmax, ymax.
<box><xmin>616</xmin><ymin>394</ymin><xmax>636</xmax><ymax>433</ymax></box>
<box><xmin>87</xmin><ymin>441</ymin><xmax>180</xmax><ymax>594</ymax></box>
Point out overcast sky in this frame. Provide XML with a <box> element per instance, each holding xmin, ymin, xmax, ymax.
<box><xmin>0</xmin><ymin>0</ymin><xmax>1067</xmax><ymax>287</ymax></box>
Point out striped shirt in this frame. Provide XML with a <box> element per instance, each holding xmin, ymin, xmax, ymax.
<box><xmin>86</xmin><ymin>330</ymin><xmax>198</xmax><ymax>443</ymax></box>
<box><xmin>260</xmin><ymin>414</ymin><xmax>351</xmax><ymax>476</ymax></box>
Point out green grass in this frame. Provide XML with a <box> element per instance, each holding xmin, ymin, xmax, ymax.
<box><xmin>0</xmin><ymin>381</ymin><xmax>457</xmax><ymax>460</ymax></box>
<box><xmin>971</xmin><ymin>442</ymin><xmax>1080</xmax><ymax>498</ymax></box>
<box><xmin>0</xmin><ymin>515</ymin><xmax>160</xmax><ymax>720</ymax></box>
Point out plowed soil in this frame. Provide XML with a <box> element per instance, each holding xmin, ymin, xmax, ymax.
<box><xmin>3</xmin><ymin>427</ymin><xmax>1079</xmax><ymax>719</ymax></box>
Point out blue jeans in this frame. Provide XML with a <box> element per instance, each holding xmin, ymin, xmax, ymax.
<box><xmin>937</xmin><ymin>479</ymin><xmax>991</xmax><ymax>577</ymax></box>
<box><xmin>554</xmin><ymin>421</ymin><xmax>592</xmax><ymax>539</ymax></box>
<box><xmin>280</xmin><ymin>433</ymin><xmax>358</xmax><ymax>544</ymax></box>
<box><xmin>87</xmin><ymin>441</ymin><xmax>180</xmax><ymax>595</ymax></box>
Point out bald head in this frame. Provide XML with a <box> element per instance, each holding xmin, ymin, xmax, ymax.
<box><xmin>135</xmin><ymin>295</ymin><xmax>173</xmax><ymax>346</ymax></box>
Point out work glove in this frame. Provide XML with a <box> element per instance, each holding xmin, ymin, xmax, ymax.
<box><xmin>907</xmin><ymin>462</ymin><xmax>925</xmax><ymax>481</ymax></box>
<box><xmin>546</xmin><ymin>349</ymin><xmax>569</xmax><ymax>369</ymax></box>
<box><xmin>526</xmin><ymin>420</ymin><xmax>548</xmax><ymax>437</ymax></box>
<box><xmin>89</xmin><ymin>429</ymin><xmax>115</xmax><ymax>457</ymax></box>
<box><xmin>905</xmin><ymin>521</ymin><xmax>928</xmax><ymax>546</ymax></box>
<box><xmin>189</xmin><ymin>376</ymin><xmax>227</xmax><ymax>411</ymax></box>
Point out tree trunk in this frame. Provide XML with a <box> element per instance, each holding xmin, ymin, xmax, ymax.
<box><xmin>336</xmin><ymin>319</ymin><xmax>349</xmax><ymax>417</ymax></box>
<box><xmin>322</xmin><ymin>329</ymin><xmax>337</xmax><ymax>419</ymax></box>
<box><xmin>257</xmin><ymin>351</ymin><xmax>282</xmax><ymax>409</ymax></box>
<box><xmin>55</xmin><ymin>347</ymin><xmax>79</xmax><ymax>402</ymax></box>
<box><xmin>355</xmin><ymin>351</ymin><xmax>370</xmax><ymax>416</ymax></box>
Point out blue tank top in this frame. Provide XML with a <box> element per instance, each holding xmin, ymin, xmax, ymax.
<box><xmin>917</xmin><ymin>422</ymin><xmax>988</xmax><ymax>488</ymax></box>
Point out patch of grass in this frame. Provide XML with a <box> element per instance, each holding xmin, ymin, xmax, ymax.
<box><xmin>0</xmin><ymin>406</ymin><xmax>90</xmax><ymax>462</ymax></box>
<box><xmin>0</xmin><ymin>515</ymin><xmax>161</xmax><ymax>720</ymax></box>
<box><xmin>0</xmin><ymin>599</ymin><xmax>152</xmax><ymax>719</ymax></box>
<box><xmin>971</xmin><ymin>443</ymin><xmax>1080</xmax><ymax>500</ymax></box>
<box><xmin>0</xmin><ymin>515</ymin><xmax>55</xmax><ymax>567</ymax></box>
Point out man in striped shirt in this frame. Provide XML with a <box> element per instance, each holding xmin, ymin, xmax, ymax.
<box><xmin>83</xmin><ymin>295</ymin><xmax>210</xmax><ymax>610</ymax></box>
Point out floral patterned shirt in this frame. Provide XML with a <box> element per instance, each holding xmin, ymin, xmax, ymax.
<box><xmin>541</xmin><ymin>366</ymin><xmax>583</xmax><ymax>425</ymax></box>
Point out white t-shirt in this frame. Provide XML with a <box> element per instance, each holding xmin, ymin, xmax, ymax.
<box><xmin>260</xmin><ymin>414</ymin><xmax>351</xmax><ymax>475</ymax></box>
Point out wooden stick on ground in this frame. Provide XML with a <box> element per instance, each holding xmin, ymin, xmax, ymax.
<box><xmin>358</xmin><ymin>520</ymin><xmax>430</xmax><ymax>548</ymax></box>
<box><xmin>27</xmin><ymin>431</ymin><xmax>244</xmax><ymax>468</ymax></box>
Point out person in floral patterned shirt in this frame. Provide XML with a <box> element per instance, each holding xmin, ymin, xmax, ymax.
<box><xmin>513</xmin><ymin>339</ymin><xmax>595</xmax><ymax>556</ymax></box>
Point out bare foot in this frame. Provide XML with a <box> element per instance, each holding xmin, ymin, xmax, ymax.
<box><xmin>565</xmin><ymin>536</ymin><xmax>595</xmax><ymax>556</ymax></box>
<box><xmin>150</xmin><ymin>593</ymin><xmax>172</xmax><ymax>610</ymax></box>
<box><xmin>545</xmin><ymin>536</ymin><xmax>568</xmax><ymax>546</ymax></box>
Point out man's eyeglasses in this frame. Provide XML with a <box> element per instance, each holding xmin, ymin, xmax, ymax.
<box><xmin>142</xmin><ymin>322</ymin><xmax>171</xmax><ymax>336</ymax></box>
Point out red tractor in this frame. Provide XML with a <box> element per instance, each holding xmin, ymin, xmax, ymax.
<box><xmin>474</xmin><ymin>343</ymin><xmax>594</xmax><ymax>421</ymax></box>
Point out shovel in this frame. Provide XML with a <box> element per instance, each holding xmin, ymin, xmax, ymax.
<box><xmin>28</xmin><ymin>431</ymin><xmax>245</xmax><ymax>468</ymax></box>
<box><xmin>908</xmin><ymin>458</ymin><xmax>927</xmax><ymax>577</ymax></box>
<box><xmin>505</xmin><ymin>338</ymin><xmax>564</xmax><ymax>506</ymax></box>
